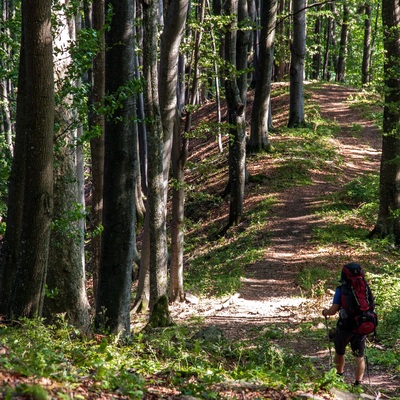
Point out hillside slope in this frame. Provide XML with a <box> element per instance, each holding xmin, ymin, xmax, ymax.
<box><xmin>171</xmin><ymin>83</ymin><xmax>398</xmax><ymax>397</ymax></box>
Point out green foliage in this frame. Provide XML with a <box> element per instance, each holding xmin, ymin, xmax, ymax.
<box><xmin>304</xmin><ymin>3</ymin><xmax>384</xmax><ymax>86</ymax></box>
<box><xmin>369</xmin><ymin>262</ymin><xmax>400</xmax><ymax>343</ymax></box>
<box><xmin>0</xmin><ymin>318</ymin><xmax>324</xmax><ymax>398</ymax></box>
<box><xmin>0</xmin><ymin>138</ymin><xmax>12</xmax><ymax>221</ymax></box>
<box><xmin>314</xmin><ymin>368</ymin><xmax>348</xmax><ymax>392</ymax></box>
<box><xmin>51</xmin><ymin>202</ymin><xmax>86</xmax><ymax>242</ymax></box>
<box><xmin>312</xmin><ymin>172</ymin><xmax>380</xmax><ymax>249</ymax></box>
<box><xmin>12</xmin><ymin>384</ymin><xmax>48</xmax><ymax>400</ymax></box>
<box><xmin>184</xmin><ymin>196</ymin><xmax>275</xmax><ymax>297</ymax></box>
<box><xmin>296</xmin><ymin>268</ymin><xmax>330</xmax><ymax>297</ymax></box>
<box><xmin>0</xmin><ymin>5</ymin><xmax>21</xmax><ymax>84</ymax></box>
<box><xmin>0</xmin><ymin>318</ymin><xmax>146</xmax><ymax>398</ymax></box>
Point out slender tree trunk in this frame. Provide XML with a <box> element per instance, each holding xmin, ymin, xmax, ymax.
<box><xmin>0</xmin><ymin>29</ymin><xmax>27</xmax><ymax>316</ymax></box>
<box><xmin>322</xmin><ymin>3</ymin><xmax>333</xmax><ymax>81</ymax></box>
<box><xmin>160</xmin><ymin>0</ymin><xmax>189</xmax><ymax>303</ymax></box>
<box><xmin>141</xmin><ymin>0</ymin><xmax>172</xmax><ymax>326</ymax></box>
<box><xmin>370</xmin><ymin>0</ymin><xmax>400</xmax><ymax>243</ymax></box>
<box><xmin>248</xmin><ymin>0</ymin><xmax>277</xmax><ymax>154</ymax></box>
<box><xmin>95</xmin><ymin>0</ymin><xmax>137</xmax><ymax>335</ymax></box>
<box><xmin>362</xmin><ymin>3</ymin><xmax>372</xmax><ymax>85</ymax></box>
<box><xmin>310</xmin><ymin>4</ymin><xmax>322</xmax><ymax>80</ymax></box>
<box><xmin>275</xmin><ymin>0</ymin><xmax>290</xmax><ymax>81</ymax></box>
<box><xmin>336</xmin><ymin>4</ymin><xmax>349</xmax><ymax>83</ymax></box>
<box><xmin>222</xmin><ymin>0</ymin><xmax>246</xmax><ymax>232</ymax></box>
<box><xmin>88</xmin><ymin>0</ymin><xmax>105</xmax><ymax>304</ymax></box>
<box><xmin>288</xmin><ymin>0</ymin><xmax>305</xmax><ymax>128</ymax></box>
<box><xmin>248</xmin><ymin>0</ymin><xmax>258</xmax><ymax>88</ymax></box>
<box><xmin>9</xmin><ymin>0</ymin><xmax>55</xmax><ymax>318</ymax></box>
<box><xmin>0</xmin><ymin>0</ymin><xmax>14</xmax><ymax>153</ymax></box>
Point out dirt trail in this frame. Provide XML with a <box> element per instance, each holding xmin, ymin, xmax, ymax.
<box><xmin>171</xmin><ymin>85</ymin><xmax>398</xmax><ymax>397</ymax></box>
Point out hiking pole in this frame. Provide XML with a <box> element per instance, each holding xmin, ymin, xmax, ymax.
<box><xmin>365</xmin><ymin>342</ymin><xmax>371</xmax><ymax>386</ymax></box>
<box><xmin>324</xmin><ymin>316</ymin><xmax>333</xmax><ymax>369</ymax></box>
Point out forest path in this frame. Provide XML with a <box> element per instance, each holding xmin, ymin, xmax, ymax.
<box><xmin>171</xmin><ymin>84</ymin><xmax>398</xmax><ymax>397</ymax></box>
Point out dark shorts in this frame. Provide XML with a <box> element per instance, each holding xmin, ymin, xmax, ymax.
<box><xmin>334</xmin><ymin>326</ymin><xmax>366</xmax><ymax>357</ymax></box>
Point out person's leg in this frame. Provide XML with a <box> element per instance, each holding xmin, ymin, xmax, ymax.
<box><xmin>333</xmin><ymin>327</ymin><xmax>351</xmax><ymax>375</ymax></box>
<box><xmin>334</xmin><ymin>354</ymin><xmax>345</xmax><ymax>374</ymax></box>
<box><xmin>354</xmin><ymin>356</ymin><xmax>365</xmax><ymax>383</ymax></box>
<box><xmin>350</xmin><ymin>334</ymin><xmax>366</xmax><ymax>384</ymax></box>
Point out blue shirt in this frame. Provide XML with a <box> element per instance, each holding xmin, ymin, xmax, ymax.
<box><xmin>333</xmin><ymin>286</ymin><xmax>341</xmax><ymax>305</ymax></box>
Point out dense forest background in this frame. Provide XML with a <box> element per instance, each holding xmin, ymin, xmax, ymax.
<box><xmin>0</xmin><ymin>0</ymin><xmax>400</xmax><ymax>398</ymax></box>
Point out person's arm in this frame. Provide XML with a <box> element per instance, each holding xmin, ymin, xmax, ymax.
<box><xmin>322</xmin><ymin>287</ymin><xmax>341</xmax><ymax>317</ymax></box>
<box><xmin>322</xmin><ymin>303</ymin><xmax>340</xmax><ymax>317</ymax></box>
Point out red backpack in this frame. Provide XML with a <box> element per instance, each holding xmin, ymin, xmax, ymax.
<box><xmin>339</xmin><ymin>263</ymin><xmax>378</xmax><ymax>335</ymax></box>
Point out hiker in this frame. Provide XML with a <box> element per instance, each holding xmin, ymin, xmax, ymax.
<box><xmin>322</xmin><ymin>262</ymin><xmax>377</xmax><ymax>386</ymax></box>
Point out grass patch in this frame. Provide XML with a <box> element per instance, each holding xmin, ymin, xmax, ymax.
<box><xmin>0</xmin><ymin>318</ymin><xmax>329</xmax><ymax>398</ymax></box>
<box><xmin>296</xmin><ymin>267</ymin><xmax>331</xmax><ymax>297</ymax></box>
<box><xmin>184</xmin><ymin>196</ymin><xmax>276</xmax><ymax>297</ymax></box>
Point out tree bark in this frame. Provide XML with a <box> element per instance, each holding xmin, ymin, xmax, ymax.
<box><xmin>248</xmin><ymin>0</ymin><xmax>277</xmax><ymax>154</ymax></box>
<box><xmin>322</xmin><ymin>2</ymin><xmax>334</xmax><ymax>81</ymax></box>
<box><xmin>160</xmin><ymin>0</ymin><xmax>189</xmax><ymax>303</ymax></box>
<box><xmin>0</xmin><ymin>25</ymin><xmax>27</xmax><ymax>316</ymax></box>
<box><xmin>288</xmin><ymin>0</ymin><xmax>306</xmax><ymax>128</ymax></box>
<box><xmin>362</xmin><ymin>3</ymin><xmax>372</xmax><ymax>85</ymax></box>
<box><xmin>275</xmin><ymin>0</ymin><xmax>291</xmax><ymax>81</ymax></box>
<box><xmin>310</xmin><ymin>4</ymin><xmax>322</xmax><ymax>80</ymax></box>
<box><xmin>370</xmin><ymin>0</ymin><xmax>400</xmax><ymax>244</ymax></box>
<box><xmin>88</xmin><ymin>0</ymin><xmax>105</xmax><ymax>305</ymax></box>
<box><xmin>141</xmin><ymin>0</ymin><xmax>170</xmax><ymax>322</ymax></box>
<box><xmin>9</xmin><ymin>0</ymin><xmax>55</xmax><ymax>318</ymax></box>
<box><xmin>44</xmin><ymin>3</ymin><xmax>91</xmax><ymax>332</ymax></box>
<box><xmin>95</xmin><ymin>0</ymin><xmax>137</xmax><ymax>335</ymax></box>
<box><xmin>336</xmin><ymin>4</ymin><xmax>349</xmax><ymax>83</ymax></box>
<box><xmin>222</xmin><ymin>0</ymin><xmax>247</xmax><ymax>231</ymax></box>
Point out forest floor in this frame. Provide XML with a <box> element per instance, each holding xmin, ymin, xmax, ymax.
<box><xmin>169</xmin><ymin>83</ymin><xmax>399</xmax><ymax>398</ymax></box>
<box><xmin>1</xmin><ymin>84</ymin><xmax>398</xmax><ymax>400</ymax></box>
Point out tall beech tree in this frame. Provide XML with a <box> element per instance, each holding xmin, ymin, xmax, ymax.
<box><xmin>43</xmin><ymin>2</ymin><xmax>91</xmax><ymax>331</ymax></box>
<box><xmin>88</xmin><ymin>0</ymin><xmax>105</xmax><ymax>304</ymax></box>
<box><xmin>248</xmin><ymin>0</ymin><xmax>278</xmax><ymax>153</ymax></box>
<box><xmin>164</xmin><ymin>0</ymin><xmax>189</xmax><ymax>303</ymax></box>
<box><xmin>362</xmin><ymin>3</ymin><xmax>372</xmax><ymax>84</ymax></box>
<box><xmin>141</xmin><ymin>0</ymin><xmax>172</xmax><ymax>326</ymax></box>
<box><xmin>3</xmin><ymin>0</ymin><xmax>54</xmax><ymax>318</ymax></box>
<box><xmin>222</xmin><ymin>0</ymin><xmax>247</xmax><ymax>230</ymax></box>
<box><xmin>95</xmin><ymin>0</ymin><xmax>137</xmax><ymax>335</ymax></box>
<box><xmin>336</xmin><ymin>4</ymin><xmax>349</xmax><ymax>83</ymax></box>
<box><xmin>310</xmin><ymin>4</ymin><xmax>322</xmax><ymax>80</ymax></box>
<box><xmin>288</xmin><ymin>0</ymin><xmax>306</xmax><ymax>128</ymax></box>
<box><xmin>370</xmin><ymin>0</ymin><xmax>400</xmax><ymax>243</ymax></box>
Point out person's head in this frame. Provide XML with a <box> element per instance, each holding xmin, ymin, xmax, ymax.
<box><xmin>341</xmin><ymin>262</ymin><xmax>363</xmax><ymax>282</ymax></box>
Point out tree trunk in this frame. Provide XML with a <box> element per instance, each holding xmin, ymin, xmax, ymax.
<box><xmin>310</xmin><ymin>4</ymin><xmax>322</xmax><ymax>80</ymax></box>
<box><xmin>0</xmin><ymin>27</ymin><xmax>27</xmax><ymax>316</ymax></box>
<box><xmin>336</xmin><ymin>4</ymin><xmax>349</xmax><ymax>83</ymax></box>
<box><xmin>222</xmin><ymin>0</ymin><xmax>246</xmax><ymax>231</ymax></box>
<box><xmin>43</xmin><ymin>3</ymin><xmax>91</xmax><ymax>332</ymax></box>
<box><xmin>9</xmin><ymin>0</ymin><xmax>55</xmax><ymax>318</ymax></box>
<box><xmin>370</xmin><ymin>0</ymin><xmax>400</xmax><ymax>244</ymax></box>
<box><xmin>362</xmin><ymin>3</ymin><xmax>372</xmax><ymax>85</ymax></box>
<box><xmin>142</xmin><ymin>0</ymin><xmax>170</xmax><ymax>323</ymax></box>
<box><xmin>95</xmin><ymin>0</ymin><xmax>137</xmax><ymax>336</ymax></box>
<box><xmin>248</xmin><ymin>0</ymin><xmax>277</xmax><ymax>154</ymax></box>
<box><xmin>288</xmin><ymin>0</ymin><xmax>305</xmax><ymax>128</ymax></box>
<box><xmin>160</xmin><ymin>0</ymin><xmax>189</xmax><ymax>303</ymax></box>
<box><xmin>88</xmin><ymin>0</ymin><xmax>105</xmax><ymax>304</ymax></box>
<box><xmin>275</xmin><ymin>0</ymin><xmax>291</xmax><ymax>81</ymax></box>
<box><xmin>0</xmin><ymin>0</ymin><xmax>15</xmax><ymax>153</ymax></box>
<box><xmin>322</xmin><ymin>3</ymin><xmax>334</xmax><ymax>81</ymax></box>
